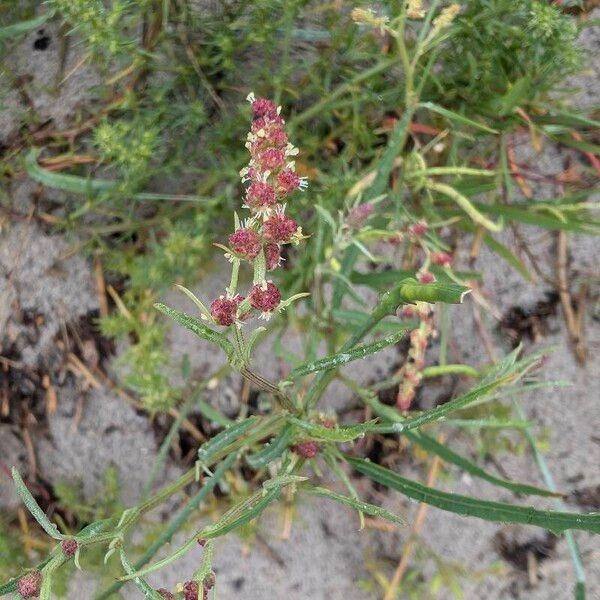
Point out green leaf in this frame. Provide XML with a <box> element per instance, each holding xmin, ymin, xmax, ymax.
<box><xmin>406</xmin><ymin>432</ymin><xmax>560</xmax><ymax>498</ymax></box>
<box><xmin>246</xmin><ymin>424</ymin><xmax>295</xmax><ymax>470</ymax></box>
<box><xmin>154</xmin><ymin>303</ymin><xmax>235</xmax><ymax>359</ymax></box>
<box><xmin>332</xmin><ymin>309</ymin><xmax>416</xmax><ymax>335</ymax></box>
<box><xmin>499</xmin><ymin>77</ymin><xmax>531</xmax><ymax>116</ymax></box>
<box><xmin>419</xmin><ymin>102</ymin><xmax>499</xmax><ymax>134</ymax></box>
<box><xmin>427</xmin><ymin>181</ymin><xmax>503</xmax><ymax>232</ymax></box>
<box><xmin>304</xmin><ymin>486</ymin><xmax>405</xmax><ymax>525</ymax></box>
<box><xmin>350</xmin><ymin>269</ymin><xmax>480</xmax><ymax>290</ymax></box>
<box><xmin>464</xmin><ymin>203</ymin><xmax>599</xmax><ymax>233</ymax></box>
<box><xmin>287</xmin><ymin>416</ymin><xmax>378</xmax><ymax>443</ymax></box>
<box><xmin>287</xmin><ymin>330</ymin><xmax>407</xmax><ymax>379</ymax></box>
<box><xmin>11</xmin><ymin>468</ymin><xmax>64</xmax><ymax>540</ymax></box>
<box><xmin>346</xmin><ymin>457</ymin><xmax>600</xmax><ymax>534</ymax></box>
<box><xmin>197</xmin><ymin>417</ymin><xmax>258</xmax><ymax>466</ymax></box>
<box><xmin>481</xmin><ymin>232</ymin><xmax>533</xmax><ymax>282</ymax></box>
<box><xmin>25</xmin><ymin>149</ymin><xmax>202</xmax><ymax>202</ymax></box>
<box><xmin>0</xmin><ymin>14</ymin><xmax>49</xmax><ymax>40</ymax></box>
<box><xmin>374</xmin><ymin>375</ymin><xmax>512</xmax><ymax>434</ymax></box>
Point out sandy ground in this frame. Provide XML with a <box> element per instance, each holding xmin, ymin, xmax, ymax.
<box><xmin>1</xmin><ymin>9</ymin><xmax>599</xmax><ymax>600</ymax></box>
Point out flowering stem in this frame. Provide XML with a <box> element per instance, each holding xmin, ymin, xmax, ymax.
<box><xmin>227</xmin><ymin>258</ymin><xmax>240</xmax><ymax>295</ymax></box>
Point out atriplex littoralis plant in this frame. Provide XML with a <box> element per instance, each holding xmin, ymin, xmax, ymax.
<box><xmin>5</xmin><ymin>8</ymin><xmax>598</xmax><ymax>600</ymax></box>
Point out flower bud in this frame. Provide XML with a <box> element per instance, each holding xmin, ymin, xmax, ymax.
<box><xmin>210</xmin><ymin>295</ymin><xmax>241</xmax><ymax>326</ymax></box>
<box><xmin>265</xmin><ymin>243</ymin><xmax>282</xmax><ymax>271</ymax></box>
<box><xmin>250</xmin><ymin>97</ymin><xmax>279</xmax><ymax>119</ymax></box>
<box><xmin>431</xmin><ymin>251</ymin><xmax>452</xmax><ymax>268</ymax></box>
<box><xmin>245</xmin><ymin>181</ymin><xmax>277</xmax><ymax>211</ymax></box>
<box><xmin>183</xmin><ymin>581</ymin><xmax>200</xmax><ymax>600</ymax></box>
<box><xmin>408</xmin><ymin>221</ymin><xmax>428</xmax><ymax>237</ymax></box>
<box><xmin>292</xmin><ymin>440</ymin><xmax>319</xmax><ymax>458</ymax></box>
<box><xmin>276</xmin><ymin>169</ymin><xmax>302</xmax><ymax>194</ymax></box>
<box><xmin>157</xmin><ymin>590</ymin><xmax>176</xmax><ymax>600</ymax></box>
<box><xmin>228</xmin><ymin>228</ymin><xmax>261</xmax><ymax>260</ymax></box>
<box><xmin>417</xmin><ymin>271</ymin><xmax>436</xmax><ymax>284</ymax></box>
<box><xmin>249</xmin><ymin>281</ymin><xmax>281</xmax><ymax>313</ymax></box>
<box><xmin>60</xmin><ymin>539</ymin><xmax>78</xmax><ymax>558</ymax></box>
<box><xmin>346</xmin><ymin>203</ymin><xmax>374</xmax><ymax>230</ymax></box>
<box><xmin>17</xmin><ymin>571</ymin><xmax>42</xmax><ymax>599</ymax></box>
<box><xmin>263</xmin><ymin>213</ymin><xmax>298</xmax><ymax>243</ymax></box>
<box><xmin>260</xmin><ymin>147</ymin><xmax>286</xmax><ymax>170</ymax></box>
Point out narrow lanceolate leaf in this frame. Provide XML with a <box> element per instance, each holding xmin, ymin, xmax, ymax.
<box><xmin>346</xmin><ymin>457</ymin><xmax>600</xmax><ymax>534</ymax></box>
<box><xmin>406</xmin><ymin>432</ymin><xmax>560</xmax><ymax>498</ymax></box>
<box><xmin>11</xmin><ymin>468</ymin><xmax>64</xmax><ymax>540</ymax></box>
<box><xmin>419</xmin><ymin>102</ymin><xmax>499</xmax><ymax>134</ymax></box>
<box><xmin>287</xmin><ymin>417</ymin><xmax>378</xmax><ymax>443</ymax></box>
<box><xmin>197</xmin><ymin>417</ymin><xmax>258</xmax><ymax>465</ymax></box>
<box><xmin>154</xmin><ymin>303</ymin><xmax>234</xmax><ymax>359</ymax></box>
<box><xmin>427</xmin><ymin>181</ymin><xmax>503</xmax><ymax>232</ymax></box>
<box><xmin>374</xmin><ymin>376</ymin><xmax>511</xmax><ymax>434</ymax></box>
<box><xmin>25</xmin><ymin>149</ymin><xmax>202</xmax><ymax>201</ymax></box>
<box><xmin>0</xmin><ymin>14</ymin><xmax>49</xmax><ymax>40</ymax></box>
<box><xmin>175</xmin><ymin>284</ymin><xmax>213</xmax><ymax>321</ymax></box>
<box><xmin>288</xmin><ymin>330</ymin><xmax>406</xmax><ymax>380</ymax></box>
<box><xmin>304</xmin><ymin>486</ymin><xmax>405</xmax><ymax>526</ymax></box>
<box><xmin>246</xmin><ymin>424</ymin><xmax>295</xmax><ymax>470</ymax></box>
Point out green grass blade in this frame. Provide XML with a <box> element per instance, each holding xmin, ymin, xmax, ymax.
<box><xmin>346</xmin><ymin>457</ymin><xmax>600</xmax><ymax>534</ymax></box>
<box><xmin>419</xmin><ymin>102</ymin><xmax>498</xmax><ymax>134</ymax></box>
<box><xmin>25</xmin><ymin>149</ymin><xmax>203</xmax><ymax>202</ymax></box>
<box><xmin>407</xmin><ymin>432</ymin><xmax>560</xmax><ymax>498</ymax></box>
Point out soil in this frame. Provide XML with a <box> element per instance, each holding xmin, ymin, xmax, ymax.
<box><xmin>0</xmin><ymin>8</ymin><xmax>599</xmax><ymax>600</ymax></box>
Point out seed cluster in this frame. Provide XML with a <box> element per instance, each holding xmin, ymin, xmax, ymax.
<box><xmin>210</xmin><ymin>94</ymin><xmax>307</xmax><ymax>326</ymax></box>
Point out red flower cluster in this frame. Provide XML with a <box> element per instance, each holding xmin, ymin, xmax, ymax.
<box><xmin>208</xmin><ymin>94</ymin><xmax>307</xmax><ymax>326</ymax></box>
<box><xmin>17</xmin><ymin>571</ymin><xmax>42</xmax><ymax>599</ymax></box>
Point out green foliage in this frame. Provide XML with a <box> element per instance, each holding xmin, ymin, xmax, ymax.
<box><xmin>434</xmin><ymin>0</ymin><xmax>581</xmax><ymax>115</ymax></box>
<box><xmin>2</xmin><ymin>0</ymin><xmax>598</xmax><ymax>597</ymax></box>
<box><xmin>47</xmin><ymin>0</ymin><xmax>140</xmax><ymax>58</ymax></box>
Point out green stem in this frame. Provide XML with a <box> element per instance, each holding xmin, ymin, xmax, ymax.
<box><xmin>96</xmin><ymin>454</ymin><xmax>237</xmax><ymax>600</ymax></box>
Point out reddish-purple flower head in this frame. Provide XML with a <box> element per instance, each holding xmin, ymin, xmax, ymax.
<box><xmin>276</xmin><ymin>169</ymin><xmax>302</xmax><ymax>195</ymax></box>
<box><xmin>265</xmin><ymin>243</ymin><xmax>282</xmax><ymax>271</ymax></box>
<box><xmin>263</xmin><ymin>213</ymin><xmax>298</xmax><ymax>244</ymax></box>
<box><xmin>61</xmin><ymin>539</ymin><xmax>78</xmax><ymax>558</ymax></box>
<box><xmin>210</xmin><ymin>295</ymin><xmax>242</xmax><ymax>327</ymax></box>
<box><xmin>259</xmin><ymin>147</ymin><xmax>286</xmax><ymax>171</ymax></box>
<box><xmin>182</xmin><ymin>581</ymin><xmax>200</xmax><ymax>600</ymax></box>
<box><xmin>293</xmin><ymin>440</ymin><xmax>319</xmax><ymax>458</ymax></box>
<box><xmin>417</xmin><ymin>271</ymin><xmax>436</xmax><ymax>284</ymax></box>
<box><xmin>250</xmin><ymin>96</ymin><xmax>279</xmax><ymax>120</ymax></box>
<box><xmin>249</xmin><ymin>281</ymin><xmax>281</xmax><ymax>313</ymax></box>
<box><xmin>17</xmin><ymin>571</ymin><xmax>42</xmax><ymax>599</ymax></box>
<box><xmin>431</xmin><ymin>251</ymin><xmax>452</xmax><ymax>268</ymax></box>
<box><xmin>228</xmin><ymin>227</ymin><xmax>261</xmax><ymax>260</ymax></box>
<box><xmin>245</xmin><ymin>181</ymin><xmax>277</xmax><ymax>212</ymax></box>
